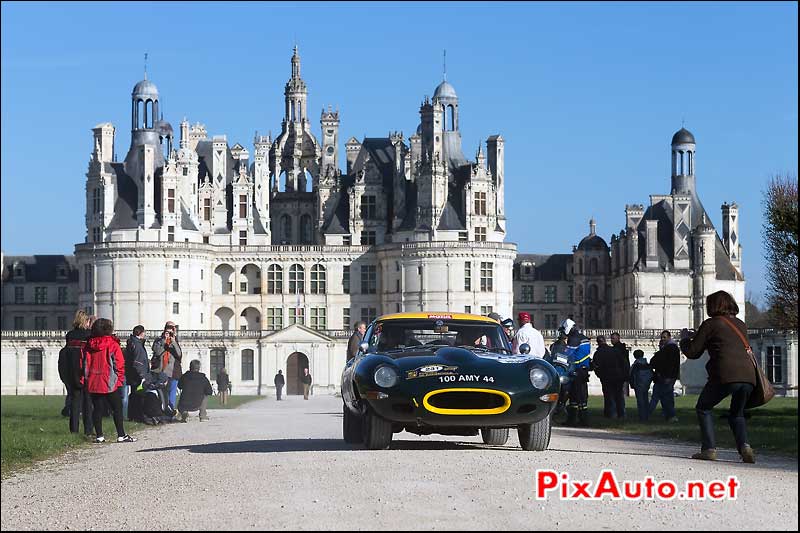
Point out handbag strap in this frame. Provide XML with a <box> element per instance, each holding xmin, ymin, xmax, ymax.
<box><xmin>719</xmin><ymin>316</ymin><xmax>756</xmax><ymax>366</ymax></box>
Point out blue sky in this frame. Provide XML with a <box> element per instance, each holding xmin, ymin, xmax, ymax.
<box><xmin>1</xmin><ymin>2</ymin><xmax>797</xmax><ymax>302</ymax></box>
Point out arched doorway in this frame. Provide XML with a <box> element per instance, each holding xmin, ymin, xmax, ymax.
<box><xmin>286</xmin><ymin>352</ymin><xmax>309</xmax><ymax>395</ymax></box>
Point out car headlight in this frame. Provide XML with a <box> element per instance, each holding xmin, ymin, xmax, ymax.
<box><xmin>559</xmin><ymin>375</ymin><xmax>569</xmax><ymax>384</ymax></box>
<box><xmin>374</xmin><ymin>366</ymin><xmax>399</xmax><ymax>388</ymax></box>
<box><xmin>529</xmin><ymin>367</ymin><xmax>550</xmax><ymax>389</ymax></box>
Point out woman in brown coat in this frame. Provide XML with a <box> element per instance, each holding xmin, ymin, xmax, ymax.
<box><xmin>679</xmin><ymin>290</ymin><xmax>756</xmax><ymax>463</ymax></box>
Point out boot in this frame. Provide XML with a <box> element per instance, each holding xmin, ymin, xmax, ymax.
<box><xmin>739</xmin><ymin>445</ymin><xmax>756</xmax><ymax>464</ymax></box>
<box><xmin>566</xmin><ymin>405</ymin><xmax>578</xmax><ymax>426</ymax></box>
<box><xmin>691</xmin><ymin>448</ymin><xmax>718</xmax><ymax>461</ymax></box>
<box><xmin>578</xmin><ymin>407</ymin><xmax>590</xmax><ymax>426</ymax></box>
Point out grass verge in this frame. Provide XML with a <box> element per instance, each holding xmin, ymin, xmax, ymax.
<box><xmin>1</xmin><ymin>394</ymin><xmax>260</xmax><ymax>478</ymax></box>
<box><xmin>552</xmin><ymin>394</ymin><xmax>798</xmax><ymax>456</ymax></box>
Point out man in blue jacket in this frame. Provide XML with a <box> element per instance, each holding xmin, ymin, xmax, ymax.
<box><xmin>560</xmin><ymin>318</ymin><xmax>592</xmax><ymax>426</ymax></box>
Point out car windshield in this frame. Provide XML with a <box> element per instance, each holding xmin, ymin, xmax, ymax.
<box><xmin>366</xmin><ymin>318</ymin><xmax>511</xmax><ymax>356</ymax></box>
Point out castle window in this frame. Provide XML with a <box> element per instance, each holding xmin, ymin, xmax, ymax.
<box><xmin>342</xmin><ymin>308</ymin><xmax>351</xmax><ymax>329</ymax></box>
<box><xmin>361</xmin><ymin>231</ymin><xmax>376</xmax><ymax>246</ymax></box>
<box><xmin>241</xmin><ymin>350</ymin><xmax>254</xmax><ymax>381</ymax></box>
<box><xmin>173</xmin><ymin>302</ymin><xmax>180</xmax><ymax>314</ymax></box>
<box><xmin>474</xmin><ymin>227</ymin><xmax>486</xmax><ymax>242</ymax></box>
<box><xmin>239</xmin><ymin>195</ymin><xmax>247</xmax><ymax>219</ymax></box>
<box><xmin>173</xmin><ymin>279</ymin><xmax>179</xmax><ymax>292</ymax></box>
<box><xmin>183</xmin><ymin>167</ymin><xmax>188</xmax><ymax>176</ymax></box>
<box><xmin>27</xmin><ymin>349</ymin><xmax>43</xmax><ymax>381</ymax></box>
<box><xmin>522</xmin><ymin>285</ymin><xmax>534</xmax><ymax>303</ymax></box>
<box><xmin>57</xmin><ymin>287</ymin><xmax>68</xmax><ymax>304</ymax></box>
<box><xmin>92</xmin><ymin>188</ymin><xmax>102</xmax><ymax>213</ymax></box>
<box><xmin>767</xmin><ymin>346</ymin><xmax>783</xmax><ymax>383</ymax></box>
<box><xmin>360</xmin><ymin>265</ymin><xmax>377</xmax><ymax>294</ymax></box>
<box><xmin>168</xmin><ymin>226</ymin><xmax>175</xmax><ymax>242</ymax></box>
<box><xmin>168</xmin><ymin>189</ymin><xmax>175</xmax><ymax>213</ymax></box>
<box><xmin>289</xmin><ymin>264</ymin><xmax>305</xmax><ymax>294</ymax></box>
<box><xmin>267</xmin><ymin>308</ymin><xmax>283</xmax><ymax>330</ymax></box>
<box><xmin>310</xmin><ymin>308</ymin><xmax>326</xmax><ymax>330</ymax></box>
<box><xmin>281</xmin><ymin>214</ymin><xmax>292</xmax><ymax>243</ymax></box>
<box><xmin>310</xmin><ymin>264</ymin><xmax>326</xmax><ymax>294</ymax></box>
<box><xmin>15</xmin><ymin>287</ymin><xmax>24</xmax><ymax>304</ymax></box>
<box><xmin>459</xmin><ymin>231</ymin><xmax>468</xmax><ymax>242</ymax></box>
<box><xmin>343</xmin><ymin>265</ymin><xmax>350</xmax><ymax>294</ymax></box>
<box><xmin>267</xmin><ymin>265</ymin><xmax>283</xmax><ymax>294</ymax></box>
<box><xmin>300</xmin><ymin>214</ymin><xmax>313</xmax><ymax>244</ymax></box>
<box><xmin>204</xmin><ymin>198</ymin><xmax>211</xmax><ymax>221</ymax></box>
<box><xmin>480</xmin><ymin>306</ymin><xmax>493</xmax><ymax>316</ymax></box>
<box><xmin>590</xmin><ymin>258</ymin><xmax>599</xmax><ymax>275</ymax></box>
<box><xmin>545</xmin><ymin>286</ymin><xmax>557</xmax><ymax>304</ymax></box>
<box><xmin>360</xmin><ymin>195</ymin><xmax>377</xmax><ymax>219</ymax></box>
<box><xmin>34</xmin><ymin>287</ymin><xmax>47</xmax><ymax>304</ymax></box>
<box><xmin>360</xmin><ymin>307</ymin><xmax>377</xmax><ymax>324</ymax></box>
<box><xmin>464</xmin><ymin>262</ymin><xmax>472</xmax><ymax>291</ymax></box>
<box><xmin>14</xmin><ymin>316</ymin><xmax>24</xmax><ymax>330</ymax></box>
<box><xmin>474</xmin><ymin>192</ymin><xmax>487</xmax><ymax>216</ymax></box>
<box><xmin>93</xmin><ymin>227</ymin><xmax>102</xmax><ymax>242</ymax></box>
<box><xmin>239</xmin><ymin>230</ymin><xmax>247</xmax><ymax>246</ymax></box>
<box><xmin>34</xmin><ymin>316</ymin><xmax>47</xmax><ymax>330</ymax></box>
<box><xmin>289</xmin><ymin>307</ymin><xmax>304</xmax><ymax>326</ymax></box>
<box><xmin>480</xmin><ymin>262</ymin><xmax>493</xmax><ymax>292</ymax></box>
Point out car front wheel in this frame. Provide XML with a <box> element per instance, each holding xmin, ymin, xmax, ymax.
<box><xmin>343</xmin><ymin>403</ymin><xmax>363</xmax><ymax>444</ymax></box>
<box><xmin>518</xmin><ymin>415</ymin><xmax>551</xmax><ymax>451</ymax></box>
<box><xmin>480</xmin><ymin>427</ymin><xmax>510</xmax><ymax>445</ymax></box>
<box><xmin>362</xmin><ymin>406</ymin><xmax>393</xmax><ymax>450</ymax></box>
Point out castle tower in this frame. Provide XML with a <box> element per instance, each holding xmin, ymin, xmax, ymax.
<box><xmin>671</xmin><ymin>127</ymin><xmax>696</xmax><ymax>195</ymax></box>
<box><xmin>722</xmin><ymin>202</ymin><xmax>742</xmax><ymax>271</ymax></box>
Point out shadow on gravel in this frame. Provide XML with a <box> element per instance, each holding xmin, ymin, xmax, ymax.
<box><xmin>137</xmin><ymin>438</ymin><xmax>511</xmax><ymax>454</ymax></box>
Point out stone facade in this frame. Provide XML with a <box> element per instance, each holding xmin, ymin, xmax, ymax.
<box><xmin>74</xmin><ymin>48</ymin><xmax>513</xmax><ymax>332</ymax></box>
<box><xmin>513</xmin><ymin>129</ymin><xmax>746</xmax><ymax>331</ymax></box>
<box><xmin>0</xmin><ymin>254</ymin><xmax>79</xmax><ymax>331</ymax></box>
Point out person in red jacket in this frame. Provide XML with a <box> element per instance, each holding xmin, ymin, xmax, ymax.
<box><xmin>83</xmin><ymin>318</ymin><xmax>136</xmax><ymax>443</ymax></box>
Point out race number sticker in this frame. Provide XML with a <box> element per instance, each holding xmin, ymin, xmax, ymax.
<box><xmin>406</xmin><ymin>365</ymin><xmax>459</xmax><ymax>380</ymax></box>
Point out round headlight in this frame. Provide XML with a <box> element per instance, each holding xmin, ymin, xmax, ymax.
<box><xmin>529</xmin><ymin>367</ymin><xmax>551</xmax><ymax>389</ymax></box>
<box><xmin>374</xmin><ymin>366</ymin><xmax>399</xmax><ymax>388</ymax></box>
<box><xmin>559</xmin><ymin>375</ymin><xmax>569</xmax><ymax>384</ymax></box>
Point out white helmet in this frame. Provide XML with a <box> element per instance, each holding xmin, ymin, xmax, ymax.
<box><xmin>559</xmin><ymin>318</ymin><xmax>576</xmax><ymax>336</ymax></box>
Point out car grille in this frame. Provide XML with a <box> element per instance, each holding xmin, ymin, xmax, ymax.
<box><xmin>422</xmin><ymin>388</ymin><xmax>511</xmax><ymax>415</ymax></box>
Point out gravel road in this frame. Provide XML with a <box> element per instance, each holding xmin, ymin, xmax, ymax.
<box><xmin>1</xmin><ymin>396</ymin><xmax>797</xmax><ymax>530</ymax></box>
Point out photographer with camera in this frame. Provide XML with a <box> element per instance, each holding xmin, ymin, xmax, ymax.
<box><xmin>152</xmin><ymin>321</ymin><xmax>183</xmax><ymax>418</ymax></box>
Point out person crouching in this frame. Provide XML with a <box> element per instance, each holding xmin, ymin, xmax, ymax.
<box><xmin>178</xmin><ymin>360</ymin><xmax>213</xmax><ymax>422</ymax></box>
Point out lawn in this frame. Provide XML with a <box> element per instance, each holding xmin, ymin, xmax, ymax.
<box><xmin>553</xmin><ymin>394</ymin><xmax>798</xmax><ymax>456</ymax></box>
<box><xmin>0</xmin><ymin>394</ymin><xmax>260</xmax><ymax>478</ymax></box>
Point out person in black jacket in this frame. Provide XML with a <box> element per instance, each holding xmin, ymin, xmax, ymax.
<box><xmin>592</xmin><ymin>335</ymin><xmax>627</xmax><ymax>419</ymax></box>
<box><xmin>649</xmin><ymin>330</ymin><xmax>681</xmax><ymax>422</ymax></box>
<box><xmin>274</xmin><ymin>370</ymin><xmax>285</xmax><ymax>401</ymax></box>
<box><xmin>178</xmin><ymin>360</ymin><xmax>213</xmax><ymax>422</ymax></box>
<box><xmin>58</xmin><ymin>310</ymin><xmax>93</xmax><ymax>435</ymax></box>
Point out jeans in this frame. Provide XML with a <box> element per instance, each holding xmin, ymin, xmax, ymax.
<box><xmin>276</xmin><ymin>385</ymin><xmax>283</xmax><ymax>401</ymax></box>
<box><xmin>601</xmin><ymin>379</ymin><xmax>626</xmax><ymax>418</ymax></box>
<box><xmin>120</xmin><ymin>379</ymin><xmax>128</xmax><ymax>419</ymax></box>
<box><xmin>91</xmin><ymin>391</ymin><xmax>126</xmax><ymax>438</ymax></box>
<box><xmin>68</xmin><ymin>386</ymin><xmax>94</xmax><ymax>435</ymax></box>
<box><xmin>633</xmin><ymin>386</ymin><xmax>650</xmax><ymax>422</ymax></box>
<box><xmin>649</xmin><ymin>378</ymin><xmax>676</xmax><ymax>419</ymax></box>
<box><xmin>180</xmin><ymin>396</ymin><xmax>209</xmax><ymax>419</ymax></box>
<box><xmin>167</xmin><ymin>378</ymin><xmax>178</xmax><ymax>409</ymax></box>
<box><xmin>696</xmin><ymin>381</ymin><xmax>753</xmax><ymax>451</ymax></box>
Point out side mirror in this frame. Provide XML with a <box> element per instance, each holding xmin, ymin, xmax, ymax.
<box><xmin>519</xmin><ymin>343</ymin><xmax>531</xmax><ymax>355</ymax></box>
<box><xmin>359</xmin><ymin>341</ymin><xmax>369</xmax><ymax>354</ymax></box>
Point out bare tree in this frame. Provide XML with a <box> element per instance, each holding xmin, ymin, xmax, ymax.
<box><xmin>762</xmin><ymin>173</ymin><xmax>798</xmax><ymax>328</ymax></box>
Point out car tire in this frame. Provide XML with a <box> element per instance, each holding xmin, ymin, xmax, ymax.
<box><xmin>480</xmin><ymin>428</ymin><xmax>509</xmax><ymax>445</ymax></box>
<box><xmin>518</xmin><ymin>416</ymin><xmax>551</xmax><ymax>451</ymax></box>
<box><xmin>343</xmin><ymin>403</ymin><xmax>364</xmax><ymax>444</ymax></box>
<box><xmin>362</xmin><ymin>406</ymin><xmax>393</xmax><ymax>450</ymax></box>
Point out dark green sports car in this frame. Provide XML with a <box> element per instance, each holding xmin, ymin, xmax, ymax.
<box><xmin>341</xmin><ymin>312</ymin><xmax>560</xmax><ymax>450</ymax></box>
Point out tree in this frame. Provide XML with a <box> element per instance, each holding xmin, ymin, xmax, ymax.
<box><xmin>762</xmin><ymin>173</ymin><xmax>798</xmax><ymax>329</ymax></box>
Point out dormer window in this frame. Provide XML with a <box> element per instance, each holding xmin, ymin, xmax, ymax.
<box><xmin>13</xmin><ymin>263</ymin><xmax>24</xmax><ymax>278</ymax></box>
<box><xmin>57</xmin><ymin>265</ymin><xmax>67</xmax><ymax>279</ymax></box>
